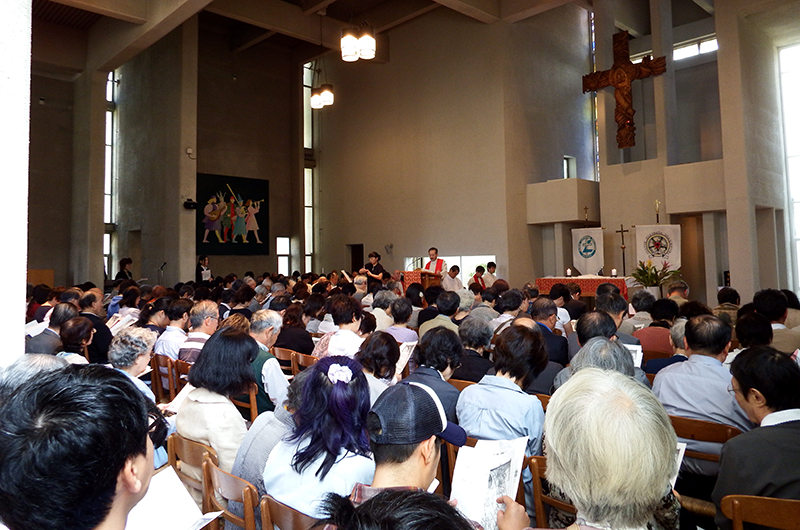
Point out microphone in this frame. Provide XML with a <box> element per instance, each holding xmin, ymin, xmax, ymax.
<box><xmin>159</xmin><ymin>262</ymin><xmax>167</xmax><ymax>271</ymax></box>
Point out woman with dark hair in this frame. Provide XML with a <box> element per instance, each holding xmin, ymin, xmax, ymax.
<box><xmin>313</xmin><ymin>295</ymin><xmax>364</xmax><ymax>358</ymax></box>
<box><xmin>304</xmin><ymin>293</ymin><xmax>326</xmax><ymax>333</ymax></box>
<box><xmin>177</xmin><ymin>327</ymin><xmax>257</xmax><ymax>504</ymax></box>
<box><xmin>263</xmin><ymin>355</ymin><xmax>374</xmax><ymax>517</ymax></box>
<box><xmin>57</xmin><ymin>316</ymin><xmax>95</xmax><ymax>364</ymax></box>
<box><xmin>456</xmin><ymin>325</ymin><xmax>549</xmax><ymax>512</ymax></box>
<box><xmin>355</xmin><ymin>331</ymin><xmax>401</xmax><ymax>405</ymax></box>
<box><xmin>405</xmin><ymin>282</ymin><xmax>425</xmax><ymax>329</ymax></box>
<box><xmin>385</xmin><ymin>297</ymin><xmax>419</xmax><ymax>343</ymax></box>
<box><xmin>359</xmin><ymin>251</ymin><xmax>385</xmax><ymax>293</ymax></box>
<box><xmin>229</xmin><ymin>285</ymin><xmax>256</xmax><ymax>320</ymax></box>
<box><xmin>26</xmin><ymin>284</ymin><xmax>51</xmax><ymax>322</ymax></box>
<box><xmin>118</xmin><ymin>286</ymin><xmax>141</xmax><ymax>320</ymax></box>
<box><xmin>403</xmin><ymin>327</ymin><xmax>463</xmax><ymax>422</ymax></box>
<box><xmin>115</xmin><ymin>257</ymin><xmax>133</xmax><ymax>280</ymax></box>
<box><xmin>136</xmin><ymin>297</ymin><xmax>170</xmax><ymax>336</ymax></box>
<box><xmin>273</xmin><ymin>302</ymin><xmax>315</xmax><ymax>355</ymax></box>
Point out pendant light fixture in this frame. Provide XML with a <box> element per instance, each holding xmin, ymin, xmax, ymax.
<box><xmin>341</xmin><ymin>22</ymin><xmax>376</xmax><ymax>62</ymax></box>
<box><xmin>311</xmin><ymin>16</ymin><xmax>334</xmax><ymax>109</ymax></box>
<box><xmin>358</xmin><ymin>24</ymin><xmax>376</xmax><ymax>60</ymax></box>
<box><xmin>341</xmin><ymin>26</ymin><xmax>359</xmax><ymax>62</ymax></box>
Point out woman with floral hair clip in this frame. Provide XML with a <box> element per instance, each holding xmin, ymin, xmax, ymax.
<box><xmin>263</xmin><ymin>355</ymin><xmax>374</xmax><ymax>517</ymax></box>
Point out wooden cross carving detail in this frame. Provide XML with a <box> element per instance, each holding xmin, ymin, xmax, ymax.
<box><xmin>583</xmin><ymin>31</ymin><xmax>666</xmax><ymax>148</ymax></box>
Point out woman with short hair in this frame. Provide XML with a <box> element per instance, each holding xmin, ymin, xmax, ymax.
<box><xmin>273</xmin><ymin>302</ymin><xmax>315</xmax><ymax>355</ymax></box>
<box><xmin>355</xmin><ymin>331</ymin><xmax>401</xmax><ymax>405</ymax></box>
<box><xmin>263</xmin><ymin>355</ymin><xmax>374</xmax><ymax>517</ymax></box>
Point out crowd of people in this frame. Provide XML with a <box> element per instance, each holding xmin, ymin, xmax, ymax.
<box><xmin>3</xmin><ymin>258</ymin><xmax>800</xmax><ymax>530</ymax></box>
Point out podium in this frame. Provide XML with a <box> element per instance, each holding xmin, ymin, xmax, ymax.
<box><xmin>402</xmin><ymin>270</ymin><xmax>442</xmax><ymax>292</ymax></box>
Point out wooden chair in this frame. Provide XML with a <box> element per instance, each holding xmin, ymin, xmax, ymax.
<box><xmin>642</xmin><ymin>349</ymin><xmax>672</xmax><ymax>364</ymax></box>
<box><xmin>260</xmin><ymin>494</ymin><xmax>317</xmax><ymax>530</ymax></box>
<box><xmin>174</xmin><ymin>359</ymin><xmax>192</xmax><ymax>392</ymax></box>
<box><xmin>151</xmin><ymin>354</ymin><xmax>176</xmax><ymax>402</ymax></box>
<box><xmin>646</xmin><ymin>372</ymin><xmax>656</xmax><ymax>385</ymax></box>
<box><xmin>231</xmin><ymin>383</ymin><xmax>259</xmax><ymax>422</ymax></box>
<box><xmin>528</xmin><ymin>456</ymin><xmax>577</xmax><ymax>528</ymax></box>
<box><xmin>448</xmin><ymin>378</ymin><xmax>475</xmax><ymax>392</ymax></box>
<box><xmin>292</xmin><ymin>353</ymin><xmax>318</xmax><ymax>375</ymax></box>
<box><xmin>721</xmin><ymin>495</ymin><xmax>800</xmax><ymax>530</ymax></box>
<box><xmin>202</xmin><ymin>455</ymin><xmax>258</xmax><ymax>530</ymax></box>
<box><xmin>167</xmin><ymin>433</ymin><xmax>218</xmax><ymax>504</ymax></box>
<box><xmin>272</xmin><ymin>347</ymin><xmax>296</xmax><ymax>376</ymax></box>
<box><xmin>668</xmin><ymin>415</ymin><xmax>742</xmax><ymax>462</ymax></box>
<box><xmin>534</xmin><ymin>393</ymin><xmax>550</xmax><ymax>411</ymax></box>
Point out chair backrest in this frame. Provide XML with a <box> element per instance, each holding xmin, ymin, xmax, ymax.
<box><xmin>231</xmin><ymin>383</ymin><xmax>259</xmax><ymax>422</ymax></box>
<box><xmin>721</xmin><ymin>495</ymin><xmax>800</xmax><ymax>530</ymax></box>
<box><xmin>534</xmin><ymin>393</ymin><xmax>550</xmax><ymax>411</ymax></box>
<box><xmin>167</xmin><ymin>433</ymin><xmax>218</xmax><ymax>500</ymax></box>
<box><xmin>642</xmin><ymin>349</ymin><xmax>672</xmax><ymax>364</ymax></box>
<box><xmin>293</xmin><ymin>353</ymin><xmax>318</xmax><ymax>375</ymax></box>
<box><xmin>174</xmin><ymin>359</ymin><xmax>192</xmax><ymax>392</ymax></box>
<box><xmin>260</xmin><ymin>494</ymin><xmax>317</xmax><ymax>530</ymax></box>
<box><xmin>669</xmin><ymin>415</ymin><xmax>742</xmax><ymax>461</ymax></box>
<box><xmin>151</xmin><ymin>354</ymin><xmax>176</xmax><ymax>402</ymax></box>
<box><xmin>272</xmin><ymin>347</ymin><xmax>296</xmax><ymax>376</ymax></box>
<box><xmin>528</xmin><ymin>455</ymin><xmax>577</xmax><ymax>528</ymax></box>
<box><xmin>645</xmin><ymin>372</ymin><xmax>656</xmax><ymax>385</ymax></box>
<box><xmin>448</xmin><ymin>378</ymin><xmax>476</xmax><ymax>392</ymax></box>
<box><xmin>202</xmin><ymin>455</ymin><xmax>258</xmax><ymax>530</ymax></box>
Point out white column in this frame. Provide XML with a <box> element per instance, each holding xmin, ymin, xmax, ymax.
<box><xmin>1</xmin><ymin>0</ymin><xmax>31</xmax><ymax>368</ymax></box>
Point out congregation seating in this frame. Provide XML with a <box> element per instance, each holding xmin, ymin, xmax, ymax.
<box><xmin>203</xmin><ymin>455</ymin><xmax>259</xmax><ymax>530</ymax></box>
<box><xmin>721</xmin><ymin>495</ymin><xmax>800</xmax><ymax>530</ymax></box>
<box><xmin>272</xmin><ymin>347</ymin><xmax>296</xmax><ymax>376</ymax></box>
<box><xmin>528</xmin><ymin>455</ymin><xmax>577</xmax><ymax>528</ymax></box>
<box><xmin>447</xmin><ymin>378</ymin><xmax>475</xmax><ymax>392</ymax></box>
<box><xmin>642</xmin><ymin>349</ymin><xmax>672</xmax><ymax>364</ymax></box>
<box><xmin>175</xmin><ymin>359</ymin><xmax>192</xmax><ymax>392</ymax></box>
<box><xmin>260</xmin><ymin>494</ymin><xmax>317</xmax><ymax>530</ymax></box>
<box><xmin>151</xmin><ymin>354</ymin><xmax>176</xmax><ymax>402</ymax></box>
<box><xmin>167</xmin><ymin>433</ymin><xmax>218</xmax><ymax>506</ymax></box>
<box><xmin>292</xmin><ymin>352</ymin><xmax>318</xmax><ymax>374</ymax></box>
<box><xmin>668</xmin><ymin>415</ymin><xmax>742</xmax><ymax>462</ymax></box>
<box><xmin>231</xmin><ymin>382</ymin><xmax>259</xmax><ymax>423</ymax></box>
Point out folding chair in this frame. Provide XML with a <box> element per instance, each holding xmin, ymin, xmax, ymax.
<box><xmin>202</xmin><ymin>455</ymin><xmax>258</xmax><ymax>530</ymax></box>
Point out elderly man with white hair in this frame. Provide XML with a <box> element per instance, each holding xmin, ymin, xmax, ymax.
<box><xmin>371</xmin><ymin>290</ymin><xmax>397</xmax><ymax>331</ymax></box>
<box><xmin>249</xmin><ymin>309</ymin><xmax>289</xmax><ymax>413</ymax></box>
<box><xmin>553</xmin><ymin>336</ymin><xmax>651</xmax><ymax>390</ymax></box>
<box><xmin>545</xmin><ymin>368</ymin><xmax>678</xmax><ymax>530</ymax></box>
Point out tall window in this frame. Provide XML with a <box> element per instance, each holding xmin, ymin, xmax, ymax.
<box><xmin>781</xmin><ymin>45</ymin><xmax>800</xmax><ymax>289</ymax></box>
<box><xmin>303</xmin><ymin>62</ymin><xmax>316</xmax><ymax>272</ymax></box>
<box><xmin>277</xmin><ymin>237</ymin><xmax>290</xmax><ymax>276</ymax></box>
<box><xmin>104</xmin><ymin>71</ymin><xmax>117</xmax><ymax>278</ymax></box>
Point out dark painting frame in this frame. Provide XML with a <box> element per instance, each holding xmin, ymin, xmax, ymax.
<box><xmin>196</xmin><ymin>173</ymin><xmax>269</xmax><ymax>256</ymax></box>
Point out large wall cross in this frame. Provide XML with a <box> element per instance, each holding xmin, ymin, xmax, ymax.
<box><xmin>582</xmin><ymin>31</ymin><xmax>666</xmax><ymax>149</ymax></box>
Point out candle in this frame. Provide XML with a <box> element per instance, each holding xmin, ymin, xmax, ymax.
<box><xmin>566</xmin><ymin>268</ymin><xmax>572</xmax><ymax>277</ymax></box>
<box><xmin>611</xmin><ymin>268</ymin><xmax>617</xmax><ymax>277</ymax></box>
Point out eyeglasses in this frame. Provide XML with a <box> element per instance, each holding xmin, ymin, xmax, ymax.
<box><xmin>727</xmin><ymin>385</ymin><xmax>741</xmax><ymax>397</ymax></box>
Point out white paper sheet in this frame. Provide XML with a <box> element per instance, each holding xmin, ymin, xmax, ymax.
<box><xmin>450</xmin><ymin>437</ymin><xmax>528</xmax><ymax>530</ymax></box>
<box><xmin>126</xmin><ymin>466</ymin><xmax>215</xmax><ymax>530</ymax></box>
<box><xmin>623</xmin><ymin>343</ymin><xmax>644</xmax><ymax>368</ymax></box>
<box><xmin>396</xmin><ymin>341</ymin><xmax>417</xmax><ymax>375</ymax></box>
<box><xmin>671</xmin><ymin>442</ymin><xmax>687</xmax><ymax>489</ymax></box>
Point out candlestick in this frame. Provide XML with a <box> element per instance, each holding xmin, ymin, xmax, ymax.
<box><xmin>566</xmin><ymin>268</ymin><xmax>572</xmax><ymax>277</ymax></box>
<box><xmin>611</xmin><ymin>268</ymin><xmax>617</xmax><ymax>277</ymax></box>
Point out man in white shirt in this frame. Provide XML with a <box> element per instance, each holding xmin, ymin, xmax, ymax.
<box><xmin>154</xmin><ymin>299</ymin><xmax>193</xmax><ymax>360</ymax></box>
<box><xmin>250</xmin><ymin>309</ymin><xmax>290</xmax><ymax>410</ymax></box>
<box><xmin>441</xmin><ymin>266</ymin><xmax>464</xmax><ymax>292</ymax></box>
<box><xmin>424</xmin><ymin>247</ymin><xmax>447</xmax><ymax>278</ymax></box>
<box><xmin>483</xmin><ymin>261</ymin><xmax>497</xmax><ymax>287</ymax></box>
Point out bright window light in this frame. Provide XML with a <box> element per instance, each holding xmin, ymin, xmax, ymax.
<box><xmin>674</xmin><ymin>44</ymin><xmax>699</xmax><ymax>61</ymax></box>
<box><xmin>276</xmin><ymin>237</ymin><xmax>290</xmax><ymax>255</ymax></box>
<box><xmin>699</xmin><ymin>39</ymin><xmax>718</xmax><ymax>54</ymax></box>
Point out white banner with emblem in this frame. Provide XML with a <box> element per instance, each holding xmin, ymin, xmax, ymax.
<box><xmin>572</xmin><ymin>228</ymin><xmax>604</xmax><ymax>275</ymax></box>
<box><xmin>635</xmin><ymin>225</ymin><xmax>681</xmax><ymax>269</ymax></box>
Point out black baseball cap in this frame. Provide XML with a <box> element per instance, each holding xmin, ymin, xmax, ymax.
<box><xmin>369</xmin><ymin>382</ymin><xmax>467</xmax><ymax>447</ymax></box>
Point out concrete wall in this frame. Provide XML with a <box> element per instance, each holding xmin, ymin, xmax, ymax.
<box><xmin>674</xmin><ymin>56</ymin><xmax>722</xmax><ymax>164</ymax></box>
<box><xmin>316</xmin><ymin>5</ymin><xmax>593</xmax><ymax>286</ymax></box>
<box><xmin>28</xmin><ymin>74</ymin><xmax>73</xmax><ymax>287</ymax></box>
<box><xmin>196</xmin><ymin>21</ymin><xmax>295</xmax><ymax>279</ymax></box>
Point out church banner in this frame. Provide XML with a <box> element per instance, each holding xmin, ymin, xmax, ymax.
<box><xmin>572</xmin><ymin>228</ymin><xmax>604</xmax><ymax>275</ymax></box>
<box><xmin>635</xmin><ymin>225</ymin><xmax>681</xmax><ymax>269</ymax></box>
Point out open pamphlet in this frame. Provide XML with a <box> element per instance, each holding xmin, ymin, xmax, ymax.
<box><xmin>450</xmin><ymin>437</ymin><xmax>528</xmax><ymax>530</ymax></box>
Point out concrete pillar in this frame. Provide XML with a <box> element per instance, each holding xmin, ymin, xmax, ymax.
<box><xmin>1</xmin><ymin>0</ymin><xmax>31</xmax><ymax>367</ymax></box>
<box><xmin>71</xmin><ymin>70</ymin><xmax>107</xmax><ymax>287</ymax></box>
<box><xmin>553</xmin><ymin>222</ymin><xmax>568</xmax><ymax>275</ymax></box>
<box><xmin>702</xmin><ymin>212</ymin><xmax>719</xmax><ymax>305</ymax></box>
<box><xmin>593</xmin><ymin>0</ymin><xmax>617</xmax><ymax>167</ymax></box>
<box><xmin>756</xmin><ymin>208</ymin><xmax>779</xmax><ymax>288</ymax></box>
<box><xmin>649</xmin><ymin>0</ymin><xmax>678</xmax><ymax>166</ymax></box>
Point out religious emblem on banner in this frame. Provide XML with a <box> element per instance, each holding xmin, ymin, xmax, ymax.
<box><xmin>578</xmin><ymin>235</ymin><xmax>597</xmax><ymax>258</ymax></box>
<box><xmin>644</xmin><ymin>231</ymin><xmax>672</xmax><ymax>259</ymax></box>
<box><xmin>635</xmin><ymin>225</ymin><xmax>681</xmax><ymax>269</ymax></box>
<box><xmin>572</xmin><ymin>228</ymin><xmax>605</xmax><ymax>275</ymax></box>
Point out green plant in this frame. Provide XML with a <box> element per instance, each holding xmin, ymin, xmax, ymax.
<box><xmin>631</xmin><ymin>260</ymin><xmax>681</xmax><ymax>287</ymax></box>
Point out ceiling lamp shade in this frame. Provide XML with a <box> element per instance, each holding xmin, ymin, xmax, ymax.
<box><xmin>319</xmin><ymin>84</ymin><xmax>334</xmax><ymax>106</ymax></box>
<box><xmin>310</xmin><ymin>87</ymin><xmax>324</xmax><ymax>109</ymax></box>
<box><xmin>358</xmin><ymin>25</ymin><xmax>376</xmax><ymax>60</ymax></box>
<box><xmin>341</xmin><ymin>27</ymin><xmax>359</xmax><ymax>62</ymax></box>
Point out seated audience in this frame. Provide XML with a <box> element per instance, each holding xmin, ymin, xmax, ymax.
<box><xmin>564</xmin><ymin>282</ymin><xmax>586</xmax><ymax>320</ymax></box>
<box><xmin>356</xmin><ymin>331</ymin><xmax>401</xmax><ymax>405</ymax></box>
<box><xmin>385</xmin><ymin>297</ymin><xmax>419</xmax><ymax>343</ymax></box>
<box><xmin>273</xmin><ymin>302</ymin><xmax>315</xmax><ymax>355</ymax></box>
<box><xmin>678</xmin><ymin>300</ymin><xmax>714</xmax><ymax>320</ymax></box>
<box><xmin>569</xmin><ymin>293</ymin><xmax>641</xmax><ymax>357</ymax></box>
<box><xmin>712</xmin><ymin>287</ymin><xmax>740</xmax><ymax>328</ymax></box>
<box><xmin>220</xmin><ymin>312</ymin><xmax>251</xmax><ymax>333</ymax></box>
<box><xmin>781</xmin><ymin>289</ymin><xmax>800</xmax><ymax>329</ymax></box>
<box><xmin>177</xmin><ymin>328</ymin><xmax>256</xmax><ymax>504</ymax></box>
<box><xmin>247</xmin><ymin>309</ymin><xmax>289</xmax><ymax>413</ymax></box>
<box><xmin>452</xmin><ymin>288</ymin><xmax>473</xmax><ymax>325</ymax></box>
<box><xmin>619</xmin><ymin>289</ymin><xmax>655</xmax><ymax>335</ymax></box>
<box><xmin>26</xmin><ymin>302</ymin><xmax>77</xmax><ymax>354</ymax></box>
<box><xmin>0</xmin><ymin>365</ymin><xmax>167</xmax><ymax>530</ymax></box>
<box><xmin>0</xmin><ymin>353</ymin><xmax>67</xmax><ymax>397</ymax></box>
<box><xmin>313</xmin><ymin>294</ymin><xmax>365</xmax><ymax>358</ymax></box>
<box><xmin>404</xmin><ymin>327</ymin><xmax>463</xmax><ymax>422</ymax></box>
<box><xmin>153</xmin><ymin>298</ymin><xmax>192</xmax><ymax>360</ymax></box>
<box><xmin>633</xmin><ymin>298</ymin><xmax>679</xmax><ymax>354</ymax></box>
<box><xmin>644</xmin><ymin>318</ymin><xmax>688</xmax><ymax>374</ymax></box>
<box><xmin>554</xmin><ymin>336</ymin><xmax>650</xmax><ymax>390</ymax></box>
<box><xmin>531</xmin><ymin>297</ymin><xmax>569</xmax><ymax>366</ymax></box>
<box><xmin>419</xmin><ymin>291</ymin><xmax>460</xmax><ymax>338</ymax></box>
<box><xmin>753</xmin><ymin>288</ymin><xmax>800</xmax><ymax>354</ymax></box>
<box><xmin>371</xmin><ymin>290</ymin><xmax>397</xmax><ymax>331</ymax></box>
<box><xmin>118</xmin><ymin>286</ymin><xmax>141</xmax><ymax>319</ymax></box>
<box><xmin>263</xmin><ymin>356</ymin><xmax>374</xmax><ymax>518</ymax></box>
<box><xmin>178</xmin><ymin>300</ymin><xmax>219</xmax><ymax>363</ymax></box>
<box><xmin>712</xmin><ymin>346</ymin><xmax>800</xmax><ymax>530</ymax></box>
<box><xmin>80</xmin><ymin>289</ymin><xmax>113</xmax><ymax>363</ymax></box>
<box><xmin>510</xmin><ymin>318</ymin><xmax>563</xmax><ymax>395</ymax></box>
<box><xmin>723</xmin><ymin>312</ymin><xmax>772</xmax><ymax>368</ymax></box>
<box><xmin>667</xmin><ymin>280</ymin><xmax>690</xmax><ymax>306</ymax></box>
<box><xmin>490</xmin><ymin>288</ymin><xmax>525</xmax><ymax>334</ymax></box>
<box><xmin>229</xmin><ymin>369</ymin><xmax>312</xmax><ymax>529</ymax></box>
<box><xmin>136</xmin><ymin>296</ymin><xmax>171</xmax><ymax>336</ymax></box>
<box><xmin>457</xmin><ymin>325</ymin><xmax>549</xmax><ymax>515</ymax></box>
<box><xmin>545</xmin><ymin>368</ymin><xmax>678</xmax><ymax>530</ymax></box>
<box><xmin>304</xmin><ymin>293</ymin><xmax>326</xmax><ymax>333</ymax></box>
<box><xmin>452</xmin><ymin>317</ymin><xmax>493</xmax><ymax>382</ymax></box>
<box><xmin>470</xmin><ymin>287</ymin><xmax>500</xmax><ymax>322</ymax></box>
<box><xmin>417</xmin><ymin>285</ymin><xmax>444</xmax><ymax>327</ymax></box>
<box><xmin>548</xmin><ymin>283</ymin><xmax>574</xmax><ymax>335</ymax></box>
<box><xmin>404</xmin><ymin>282</ymin><xmax>425</xmax><ymax>328</ymax></box>
<box><xmin>57</xmin><ymin>316</ymin><xmax>94</xmax><ymax>364</ymax></box>
<box><xmin>229</xmin><ymin>285</ymin><xmax>256</xmax><ymax>320</ymax></box>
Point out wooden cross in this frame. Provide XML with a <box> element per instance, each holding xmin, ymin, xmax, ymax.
<box><xmin>583</xmin><ymin>205</ymin><xmax>589</xmax><ymax>226</ymax></box>
<box><xmin>583</xmin><ymin>31</ymin><xmax>666</xmax><ymax>148</ymax></box>
<box><xmin>616</xmin><ymin>224</ymin><xmax>629</xmax><ymax>276</ymax></box>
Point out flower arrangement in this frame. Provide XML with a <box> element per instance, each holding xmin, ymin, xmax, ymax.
<box><xmin>631</xmin><ymin>260</ymin><xmax>681</xmax><ymax>287</ymax></box>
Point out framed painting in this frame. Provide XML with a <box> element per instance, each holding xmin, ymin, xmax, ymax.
<box><xmin>196</xmin><ymin>173</ymin><xmax>269</xmax><ymax>256</ymax></box>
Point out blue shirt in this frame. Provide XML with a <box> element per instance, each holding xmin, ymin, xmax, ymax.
<box><xmin>117</xmin><ymin>368</ymin><xmax>170</xmax><ymax>468</ymax></box>
<box><xmin>456</xmin><ymin>375</ymin><xmax>544</xmax><ymax>514</ymax></box>
<box><xmin>653</xmin><ymin>354</ymin><xmax>754</xmax><ymax>475</ymax></box>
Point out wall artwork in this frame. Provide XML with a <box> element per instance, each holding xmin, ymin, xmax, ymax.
<box><xmin>196</xmin><ymin>173</ymin><xmax>269</xmax><ymax>256</ymax></box>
